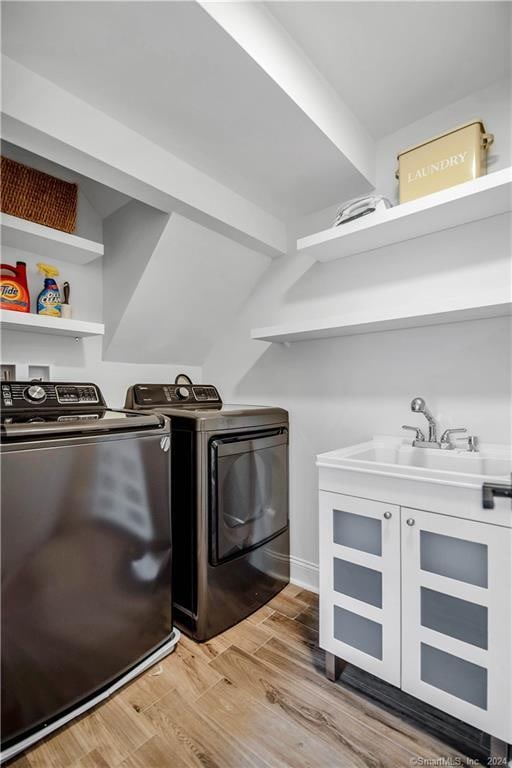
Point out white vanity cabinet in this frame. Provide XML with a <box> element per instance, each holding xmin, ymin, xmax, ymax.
<box><xmin>401</xmin><ymin>507</ymin><xmax>512</xmax><ymax>742</ymax></box>
<box><xmin>319</xmin><ymin>489</ymin><xmax>512</xmax><ymax>745</ymax></box>
<box><xmin>319</xmin><ymin>492</ymin><xmax>401</xmax><ymax>686</ymax></box>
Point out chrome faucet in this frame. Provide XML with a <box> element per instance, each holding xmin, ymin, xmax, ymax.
<box><xmin>402</xmin><ymin>397</ymin><xmax>477</xmax><ymax>451</ymax></box>
<box><xmin>410</xmin><ymin>397</ymin><xmax>437</xmax><ymax>442</ymax></box>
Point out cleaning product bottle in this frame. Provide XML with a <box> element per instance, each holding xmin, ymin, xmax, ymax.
<box><xmin>0</xmin><ymin>261</ymin><xmax>30</xmax><ymax>312</ymax></box>
<box><xmin>36</xmin><ymin>263</ymin><xmax>62</xmax><ymax>317</ymax></box>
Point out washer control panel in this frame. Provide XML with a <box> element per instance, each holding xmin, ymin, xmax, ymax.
<box><xmin>56</xmin><ymin>385</ymin><xmax>99</xmax><ymax>404</ymax></box>
<box><xmin>131</xmin><ymin>383</ymin><xmax>221</xmax><ymax>407</ymax></box>
<box><xmin>1</xmin><ymin>382</ymin><xmax>103</xmax><ymax>409</ymax></box>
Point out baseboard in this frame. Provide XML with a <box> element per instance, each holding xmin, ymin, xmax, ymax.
<box><xmin>290</xmin><ymin>555</ymin><xmax>319</xmax><ymax>593</ymax></box>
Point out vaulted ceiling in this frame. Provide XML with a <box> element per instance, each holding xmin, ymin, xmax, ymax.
<box><xmin>266</xmin><ymin>1</ymin><xmax>511</xmax><ymax>138</ymax></box>
<box><xmin>2</xmin><ymin>1</ymin><xmax>510</xmax><ymax>366</ymax></box>
<box><xmin>3</xmin><ymin>1</ymin><xmax>509</xmax><ymax>219</ymax></box>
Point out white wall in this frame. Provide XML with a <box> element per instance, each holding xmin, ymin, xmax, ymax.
<box><xmin>0</xmin><ymin>245</ymin><xmax>200</xmax><ymax>406</ymax></box>
<box><xmin>294</xmin><ymin>77</ymin><xmax>512</xmax><ymax>234</ymax></box>
<box><xmin>377</xmin><ymin>78</ymin><xmax>512</xmax><ymax>204</ymax></box>
<box><xmin>103</xmin><ymin>203</ymin><xmax>271</xmax><ymax>365</ymax></box>
<box><xmin>2</xmin><ymin>55</ymin><xmax>287</xmax><ymax>257</ymax></box>
<box><xmin>203</xmin><ymin>78</ymin><xmax>512</xmax><ymax>589</ymax></box>
<box><xmin>1</xmin><ymin>332</ymin><xmax>201</xmax><ymax>408</ymax></box>
<box><xmin>2</xmin><ymin>74</ymin><xmax>510</xmax><ymax>588</ymax></box>
<box><xmin>103</xmin><ymin>200</ymin><xmax>170</xmax><ymax>350</ymax></box>
<box><xmin>0</xmin><ymin>174</ymin><xmax>269</xmax><ymax>401</ymax></box>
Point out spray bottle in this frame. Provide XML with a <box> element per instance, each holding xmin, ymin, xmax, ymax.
<box><xmin>36</xmin><ymin>263</ymin><xmax>62</xmax><ymax>317</ymax></box>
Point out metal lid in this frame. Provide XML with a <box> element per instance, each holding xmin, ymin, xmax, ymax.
<box><xmin>1</xmin><ymin>409</ymin><xmax>168</xmax><ymax>439</ymax></box>
<box><xmin>151</xmin><ymin>404</ymin><xmax>288</xmax><ymax>432</ymax></box>
<box><xmin>397</xmin><ymin>120</ymin><xmax>489</xmax><ymax>159</ymax></box>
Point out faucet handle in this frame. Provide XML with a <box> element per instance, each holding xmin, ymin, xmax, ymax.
<box><xmin>440</xmin><ymin>428</ymin><xmax>467</xmax><ymax>446</ymax></box>
<box><xmin>402</xmin><ymin>425</ymin><xmax>425</xmax><ymax>441</ymax></box>
<box><xmin>456</xmin><ymin>435</ymin><xmax>479</xmax><ymax>453</ymax></box>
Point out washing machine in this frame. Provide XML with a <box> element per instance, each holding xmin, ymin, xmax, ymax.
<box><xmin>1</xmin><ymin>381</ymin><xmax>179</xmax><ymax>763</ymax></box>
<box><xmin>125</xmin><ymin>378</ymin><xmax>289</xmax><ymax>641</ymax></box>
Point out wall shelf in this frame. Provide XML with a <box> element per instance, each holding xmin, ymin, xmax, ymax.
<box><xmin>1</xmin><ymin>213</ymin><xmax>104</xmax><ymax>265</ymax></box>
<box><xmin>298</xmin><ymin>167</ymin><xmax>512</xmax><ymax>262</ymax></box>
<box><xmin>0</xmin><ymin>310</ymin><xmax>104</xmax><ymax>338</ymax></box>
<box><xmin>251</xmin><ymin>302</ymin><xmax>512</xmax><ymax>343</ymax></box>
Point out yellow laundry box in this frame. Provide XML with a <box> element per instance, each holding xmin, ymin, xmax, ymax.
<box><xmin>396</xmin><ymin>121</ymin><xmax>494</xmax><ymax>203</ymax></box>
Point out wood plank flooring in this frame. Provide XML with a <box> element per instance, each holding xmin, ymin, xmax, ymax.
<box><xmin>8</xmin><ymin>585</ymin><xmax>488</xmax><ymax>767</ymax></box>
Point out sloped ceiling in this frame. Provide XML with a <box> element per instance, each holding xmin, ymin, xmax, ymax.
<box><xmin>2</xmin><ymin>1</ymin><xmax>510</xmax><ymax>370</ymax></box>
<box><xmin>103</xmin><ymin>203</ymin><xmax>270</xmax><ymax>365</ymax></box>
<box><xmin>3</xmin><ymin>2</ymin><xmax>510</xmax><ymax>218</ymax></box>
<box><xmin>266</xmin><ymin>1</ymin><xmax>511</xmax><ymax>138</ymax></box>
<box><xmin>1</xmin><ymin>0</ymin><xmax>370</xmax><ymax>219</ymax></box>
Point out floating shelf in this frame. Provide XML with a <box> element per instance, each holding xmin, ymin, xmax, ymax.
<box><xmin>1</xmin><ymin>213</ymin><xmax>104</xmax><ymax>265</ymax></box>
<box><xmin>298</xmin><ymin>167</ymin><xmax>512</xmax><ymax>262</ymax></box>
<box><xmin>0</xmin><ymin>310</ymin><xmax>104</xmax><ymax>338</ymax></box>
<box><xmin>251</xmin><ymin>302</ymin><xmax>512</xmax><ymax>343</ymax></box>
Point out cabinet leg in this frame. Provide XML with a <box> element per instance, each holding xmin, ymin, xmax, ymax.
<box><xmin>490</xmin><ymin>737</ymin><xmax>510</xmax><ymax>764</ymax></box>
<box><xmin>325</xmin><ymin>651</ymin><xmax>346</xmax><ymax>682</ymax></box>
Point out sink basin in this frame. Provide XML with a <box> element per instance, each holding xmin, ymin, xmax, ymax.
<box><xmin>317</xmin><ymin>436</ymin><xmax>511</xmax><ymax>486</ymax></box>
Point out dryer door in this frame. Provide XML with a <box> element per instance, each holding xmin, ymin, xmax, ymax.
<box><xmin>210</xmin><ymin>429</ymin><xmax>288</xmax><ymax>565</ymax></box>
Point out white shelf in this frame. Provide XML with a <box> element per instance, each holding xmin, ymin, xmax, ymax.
<box><xmin>298</xmin><ymin>168</ymin><xmax>512</xmax><ymax>262</ymax></box>
<box><xmin>251</xmin><ymin>302</ymin><xmax>512</xmax><ymax>343</ymax></box>
<box><xmin>0</xmin><ymin>310</ymin><xmax>104</xmax><ymax>338</ymax></box>
<box><xmin>1</xmin><ymin>213</ymin><xmax>104</xmax><ymax>264</ymax></box>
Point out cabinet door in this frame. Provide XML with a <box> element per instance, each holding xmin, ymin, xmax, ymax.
<box><xmin>401</xmin><ymin>507</ymin><xmax>512</xmax><ymax>742</ymax></box>
<box><xmin>319</xmin><ymin>491</ymin><xmax>400</xmax><ymax>686</ymax></box>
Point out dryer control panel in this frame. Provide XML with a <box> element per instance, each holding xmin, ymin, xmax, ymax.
<box><xmin>128</xmin><ymin>383</ymin><xmax>222</xmax><ymax>408</ymax></box>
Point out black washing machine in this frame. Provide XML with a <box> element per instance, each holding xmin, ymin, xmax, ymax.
<box><xmin>125</xmin><ymin>378</ymin><xmax>289</xmax><ymax>641</ymax></box>
<box><xmin>1</xmin><ymin>381</ymin><xmax>178</xmax><ymax>762</ymax></box>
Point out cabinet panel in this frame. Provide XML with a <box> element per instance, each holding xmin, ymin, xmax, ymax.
<box><xmin>334</xmin><ymin>558</ymin><xmax>382</xmax><ymax>608</ymax></box>
<box><xmin>421</xmin><ymin>643</ymin><xmax>487</xmax><ymax>710</ymax></box>
<box><xmin>421</xmin><ymin>587</ymin><xmax>488</xmax><ymax>649</ymax></box>
<box><xmin>319</xmin><ymin>492</ymin><xmax>400</xmax><ymax>686</ymax></box>
<box><xmin>333</xmin><ymin>508</ymin><xmax>382</xmax><ymax>555</ymax></box>
<box><xmin>334</xmin><ymin>605</ymin><xmax>382</xmax><ymax>659</ymax></box>
<box><xmin>420</xmin><ymin>530</ymin><xmax>488</xmax><ymax>587</ymax></box>
<box><xmin>402</xmin><ymin>507</ymin><xmax>512</xmax><ymax>742</ymax></box>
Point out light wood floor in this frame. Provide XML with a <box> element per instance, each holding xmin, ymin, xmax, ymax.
<box><xmin>9</xmin><ymin>585</ymin><xmax>481</xmax><ymax>768</ymax></box>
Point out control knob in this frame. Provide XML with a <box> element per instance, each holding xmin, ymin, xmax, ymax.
<box><xmin>24</xmin><ymin>385</ymin><xmax>47</xmax><ymax>403</ymax></box>
<box><xmin>176</xmin><ymin>386</ymin><xmax>190</xmax><ymax>400</ymax></box>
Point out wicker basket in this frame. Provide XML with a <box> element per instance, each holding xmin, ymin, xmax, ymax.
<box><xmin>1</xmin><ymin>157</ymin><xmax>77</xmax><ymax>233</ymax></box>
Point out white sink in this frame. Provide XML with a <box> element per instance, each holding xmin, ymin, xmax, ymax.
<box><xmin>317</xmin><ymin>436</ymin><xmax>511</xmax><ymax>486</ymax></box>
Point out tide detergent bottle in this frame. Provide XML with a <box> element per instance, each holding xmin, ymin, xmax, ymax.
<box><xmin>37</xmin><ymin>263</ymin><xmax>62</xmax><ymax>317</ymax></box>
<box><xmin>0</xmin><ymin>261</ymin><xmax>30</xmax><ymax>312</ymax></box>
